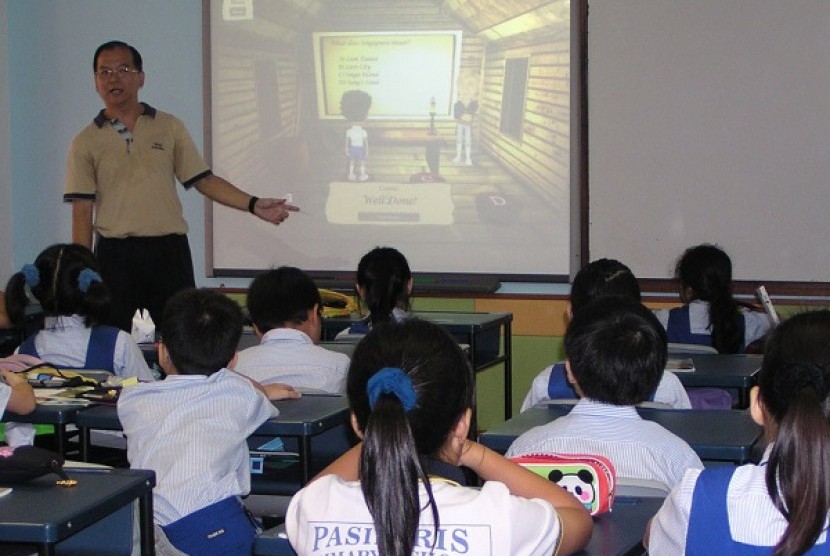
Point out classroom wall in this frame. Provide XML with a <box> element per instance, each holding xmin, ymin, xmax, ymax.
<box><xmin>0</xmin><ymin>0</ymin><xmax>12</xmax><ymax>281</ymax></box>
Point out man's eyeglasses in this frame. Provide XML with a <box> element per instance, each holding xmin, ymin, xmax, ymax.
<box><xmin>95</xmin><ymin>66</ymin><xmax>140</xmax><ymax>79</ymax></box>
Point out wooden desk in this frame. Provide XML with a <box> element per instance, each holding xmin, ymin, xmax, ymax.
<box><xmin>0</xmin><ymin>467</ymin><xmax>155</xmax><ymax>556</ymax></box>
<box><xmin>75</xmin><ymin>395</ymin><xmax>351</xmax><ymax>485</ymax></box>
<box><xmin>323</xmin><ymin>311</ymin><xmax>514</xmax><ymax>418</ymax></box>
<box><xmin>672</xmin><ymin>354</ymin><xmax>761</xmax><ymax>408</ymax></box>
<box><xmin>253</xmin><ymin>496</ymin><xmax>663</xmax><ymax>556</ymax></box>
<box><xmin>480</xmin><ymin>404</ymin><xmax>762</xmax><ymax>464</ymax></box>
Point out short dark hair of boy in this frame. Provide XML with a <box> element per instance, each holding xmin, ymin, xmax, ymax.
<box><xmin>570</xmin><ymin>258</ymin><xmax>641</xmax><ymax>314</ymax></box>
<box><xmin>247</xmin><ymin>267</ymin><xmax>322</xmax><ymax>333</ymax></box>
<box><xmin>564</xmin><ymin>297</ymin><xmax>667</xmax><ymax>405</ymax></box>
<box><xmin>161</xmin><ymin>288</ymin><xmax>244</xmax><ymax>376</ymax></box>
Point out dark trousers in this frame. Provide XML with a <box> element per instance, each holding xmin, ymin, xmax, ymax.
<box><xmin>95</xmin><ymin>234</ymin><xmax>195</xmax><ymax>332</ymax></box>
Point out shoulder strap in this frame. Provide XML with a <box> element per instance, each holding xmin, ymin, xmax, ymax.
<box><xmin>686</xmin><ymin>466</ymin><xmax>738</xmax><ymax>555</ymax></box>
<box><xmin>18</xmin><ymin>334</ymin><xmax>40</xmax><ymax>359</ymax></box>
<box><xmin>667</xmin><ymin>305</ymin><xmax>712</xmax><ymax>347</ymax></box>
<box><xmin>83</xmin><ymin>326</ymin><xmax>119</xmax><ymax>371</ymax></box>
<box><xmin>546</xmin><ymin>363</ymin><xmax>577</xmax><ymax>400</ymax></box>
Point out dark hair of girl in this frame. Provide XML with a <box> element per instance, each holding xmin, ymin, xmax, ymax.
<box><xmin>346</xmin><ymin>319</ymin><xmax>475</xmax><ymax>556</ymax></box>
<box><xmin>675</xmin><ymin>243</ymin><xmax>742</xmax><ymax>353</ymax></box>
<box><xmin>5</xmin><ymin>243</ymin><xmax>110</xmax><ymax>329</ymax></box>
<box><xmin>355</xmin><ymin>247</ymin><xmax>412</xmax><ymax>327</ymax></box>
<box><xmin>757</xmin><ymin>310</ymin><xmax>830</xmax><ymax>556</ymax></box>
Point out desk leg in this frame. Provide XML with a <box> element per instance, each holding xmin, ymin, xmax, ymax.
<box><xmin>139</xmin><ymin>486</ymin><xmax>155</xmax><ymax>556</ymax></box>
<box><xmin>504</xmin><ymin>321</ymin><xmax>513</xmax><ymax>420</ymax></box>
<box><xmin>300</xmin><ymin>437</ymin><xmax>311</xmax><ymax>484</ymax></box>
<box><xmin>79</xmin><ymin>427</ymin><xmax>90</xmax><ymax>462</ymax></box>
<box><xmin>37</xmin><ymin>543</ymin><xmax>56</xmax><ymax>556</ymax></box>
<box><xmin>54</xmin><ymin>425</ymin><xmax>66</xmax><ymax>458</ymax></box>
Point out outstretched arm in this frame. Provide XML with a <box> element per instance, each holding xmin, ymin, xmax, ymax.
<box><xmin>194</xmin><ymin>174</ymin><xmax>300</xmax><ymax>225</ymax></box>
<box><xmin>71</xmin><ymin>200</ymin><xmax>94</xmax><ymax>249</ymax></box>
<box><xmin>1</xmin><ymin>370</ymin><xmax>37</xmax><ymax>415</ymax></box>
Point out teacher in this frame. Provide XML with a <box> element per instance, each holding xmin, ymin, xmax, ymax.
<box><xmin>64</xmin><ymin>41</ymin><xmax>298</xmax><ymax>331</ymax></box>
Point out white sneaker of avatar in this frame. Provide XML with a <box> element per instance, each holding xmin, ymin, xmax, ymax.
<box><xmin>359</xmin><ymin>173</ymin><xmax>369</xmax><ymax>181</ymax></box>
<box><xmin>452</xmin><ymin>155</ymin><xmax>461</xmax><ymax>164</ymax></box>
<box><xmin>348</xmin><ymin>173</ymin><xmax>356</xmax><ymax>181</ymax></box>
<box><xmin>465</xmin><ymin>158</ymin><xmax>473</xmax><ymax>166</ymax></box>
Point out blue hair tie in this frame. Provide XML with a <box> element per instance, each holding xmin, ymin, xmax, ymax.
<box><xmin>367</xmin><ymin>367</ymin><xmax>417</xmax><ymax>412</ymax></box>
<box><xmin>21</xmin><ymin>264</ymin><xmax>40</xmax><ymax>288</ymax></box>
<box><xmin>77</xmin><ymin>268</ymin><xmax>102</xmax><ymax>293</ymax></box>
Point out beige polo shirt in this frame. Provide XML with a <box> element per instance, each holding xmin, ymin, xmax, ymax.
<box><xmin>64</xmin><ymin>103</ymin><xmax>211</xmax><ymax>238</ymax></box>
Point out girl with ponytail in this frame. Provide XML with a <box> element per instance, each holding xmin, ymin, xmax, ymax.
<box><xmin>287</xmin><ymin>319</ymin><xmax>592</xmax><ymax>556</ymax></box>
<box><xmin>5</xmin><ymin>244</ymin><xmax>152</xmax><ymax>380</ymax></box>
<box><xmin>648</xmin><ymin>310</ymin><xmax>830</xmax><ymax>554</ymax></box>
<box><xmin>335</xmin><ymin>246</ymin><xmax>413</xmax><ymax>341</ymax></box>
<box><xmin>654</xmin><ymin>243</ymin><xmax>771</xmax><ymax>353</ymax></box>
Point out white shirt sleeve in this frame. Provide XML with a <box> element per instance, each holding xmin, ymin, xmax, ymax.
<box><xmin>647</xmin><ymin>467</ymin><xmax>702</xmax><ymax>554</ymax></box>
<box><xmin>520</xmin><ymin>366</ymin><xmax>555</xmax><ymax>412</ymax></box>
<box><xmin>114</xmin><ymin>331</ymin><xmax>155</xmax><ymax>381</ymax></box>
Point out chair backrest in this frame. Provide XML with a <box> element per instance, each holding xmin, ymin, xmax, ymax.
<box><xmin>319</xmin><ymin>341</ymin><xmax>357</xmax><ymax>357</ymax></box>
<box><xmin>615</xmin><ymin>477</ymin><xmax>671</xmax><ymax>498</ymax></box>
<box><xmin>543</xmin><ymin>399</ymin><xmax>672</xmax><ymax>409</ymax></box>
<box><xmin>668</xmin><ymin>342</ymin><xmax>718</xmax><ymax>354</ymax></box>
<box><xmin>254</xmin><ymin>524</ymin><xmax>296</xmax><ymax>556</ymax></box>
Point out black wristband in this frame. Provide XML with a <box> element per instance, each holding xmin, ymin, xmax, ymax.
<box><xmin>248</xmin><ymin>196</ymin><xmax>259</xmax><ymax>214</ymax></box>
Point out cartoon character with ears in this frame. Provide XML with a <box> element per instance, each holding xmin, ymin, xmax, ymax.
<box><xmin>549</xmin><ymin>469</ymin><xmax>597</xmax><ymax>511</ymax></box>
<box><xmin>340</xmin><ymin>90</ymin><xmax>372</xmax><ymax>182</ymax></box>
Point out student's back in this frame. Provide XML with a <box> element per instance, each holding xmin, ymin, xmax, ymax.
<box><xmin>507</xmin><ymin>298</ymin><xmax>703</xmax><ymax>490</ymax></box>
<box><xmin>235</xmin><ymin>267</ymin><xmax>349</xmax><ymax>393</ymax></box>
<box><xmin>648</xmin><ymin>310</ymin><xmax>830</xmax><ymax>554</ymax></box>
<box><xmin>6</xmin><ymin>244</ymin><xmax>153</xmax><ymax>380</ymax></box>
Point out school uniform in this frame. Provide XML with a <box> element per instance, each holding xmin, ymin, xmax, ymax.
<box><xmin>118</xmin><ymin>369</ymin><xmax>279</xmax><ymax>555</ymax></box>
<box><xmin>16</xmin><ymin>314</ymin><xmax>153</xmax><ymax>381</ymax></box>
<box><xmin>334</xmin><ymin>307</ymin><xmax>409</xmax><ymax>342</ymax></box>
<box><xmin>648</xmin><ymin>445</ymin><xmax>830</xmax><ymax>554</ymax></box>
<box><xmin>506</xmin><ymin>398</ymin><xmax>703</xmax><ymax>490</ymax></box>
<box><xmin>286</xmin><ymin>471</ymin><xmax>562</xmax><ymax>556</ymax></box>
<box><xmin>520</xmin><ymin>362</ymin><xmax>691</xmax><ymax>411</ymax></box>
<box><xmin>235</xmin><ymin>328</ymin><xmax>349</xmax><ymax>394</ymax></box>
<box><xmin>653</xmin><ymin>300</ymin><xmax>771</xmax><ymax>351</ymax></box>
<box><xmin>0</xmin><ymin>383</ymin><xmax>10</xmax><ymax>414</ymax></box>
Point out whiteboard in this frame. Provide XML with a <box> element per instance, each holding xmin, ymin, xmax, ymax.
<box><xmin>588</xmin><ymin>0</ymin><xmax>830</xmax><ymax>283</ymax></box>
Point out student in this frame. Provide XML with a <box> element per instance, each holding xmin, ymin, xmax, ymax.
<box><xmin>647</xmin><ymin>310</ymin><xmax>830</xmax><ymax>554</ymax></box>
<box><xmin>118</xmin><ymin>288</ymin><xmax>299</xmax><ymax>555</ymax></box>
<box><xmin>286</xmin><ymin>319</ymin><xmax>593</xmax><ymax>556</ymax></box>
<box><xmin>235</xmin><ymin>266</ymin><xmax>349</xmax><ymax>393</ymax></box>
<box><xmin>521</xmin><ymin>258</ymin><xmax>691</xmax><ymax>411</ymax></box>
<box><xmin>335</xmin><ymin>246</ymin><xmax>412</xmax><ymax>341</ymax></box>
<box><xmin>5</xmin><ymin>244</ymin><xmax>153</xmax><ymax>381</ymax></box>
<box><xmin>507</xmin><ymin>298</ymin><xmax>703</xmax><ymax>491</ymax></box>
<box><xmin>653</xmin><ymin>243</ymin><xmax>770</xmax><ymax>353</ymax></box>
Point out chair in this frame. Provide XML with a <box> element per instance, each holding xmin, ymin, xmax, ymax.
<box><xmin>542</xmin><ymin>399</ymin><xmax>672</xmax><ymax>409</ymax></box>
<box><xmin>254</xmin><ymin>524</ymin><xmax>296</xmax><ymax>556</ymax></box>
<box><xmin>615</xmin><ymin>477</ymin><xmax>671</xmax><ymax>498</ymax></box>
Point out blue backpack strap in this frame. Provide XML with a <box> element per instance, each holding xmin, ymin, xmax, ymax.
<box><xmin>346</xmin><ymin>317</ymin><xmax>371</xmax><ymax>335</ymax></box>
<box><xmin>83</xmin><ymin>326</ymin><xmax>119</xmax><ymax>372</ymax></box>
<box><xmin>547</xmin><ymin>362</ymin><xmax>577</xmax><ymax>400</ymax></box>
<box><xmin>666</xmin><ymin>306</ymin><xmax>712</xmax><ymax>346</ymax></box>
<box><xmin>17</xmin><ymin>334</ymin><xmax>40</xmax><ymax>358</ymax></box>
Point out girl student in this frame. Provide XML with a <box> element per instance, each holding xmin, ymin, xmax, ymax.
<box><xmin>646</xmin><ymin>309</ymin><xmax>830</xmax><ymax>554</ymax></box>
<box><xmin>653</xmin><ymin>243</ymin><xmax>771</xmax><ymax>353</ymax></box>
<box><xmin>287</xmin><ymin>319</ymin><xmax>592</xmax><ymax>556</ymax></box>
<box><xmin>335</xmin><ymin>246</ymin><xmax>413</xmax><ymax>341</ymax></box>
<box><xmin>5</xmin><ymin>243</ymin><xmax>153</xmax><ymax>381</ymax></box>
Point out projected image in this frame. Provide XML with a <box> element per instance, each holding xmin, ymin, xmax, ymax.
<box><xmin>209</xmin><ymin>0</ymin><xmax>572</xmax><ymax>279</ymax></box>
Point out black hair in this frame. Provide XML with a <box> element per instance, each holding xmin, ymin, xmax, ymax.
<box><xmin>93</xmin><ymin>40</ymin><xmax>143</xmax><ymax>72</ymax></box>
<box><xmin>5</xmin><ymin>243</ymin><xmax>110</xmax><ymax>329</ymax></box>
<box><xmin>355</xmin><ymin>247</ymin><xmax>412</xmax><ymax>327</ymax></box>
<box><xmin>346</xmin><ymin>319</ymin><xmax>475</xmax><ymax>556</ymax></box>
<box><xmin>564</xmin><ymin>297</ymin><xmax>667</xmax><ymax>405</ymax></box>
<box><xmin>340</xmin><ymin>90</ymin><xmax>372</xmax><ymax>122</ymax></box>
<box><xmin>675</xmin><ymin>243</ymin><xmax>743</xmax><ymax>353</ymax></box>
<box><xmin>570</xmin><ymin>258</ymin><xmax>641</xmax><ymax>313</ymax></box>
<box><xmin>160</xmin><ymin>288</ymin><xmax>243</xmax><ymax>376</ymax></box>
<box><xmin>757</xmin><ymin>310</ymin><xmax>830</xmax><ymax>556</ymax></box>
<box><xmin>247</xmin><ymin>267</ymin><xmax>321</xmax><ymax>333</ymax></box>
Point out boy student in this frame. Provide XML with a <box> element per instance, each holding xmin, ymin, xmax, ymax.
<box><xmin>507</xmin><ymin>297</ymin><xmax>703</xmax><ymax>491</ymax></box>
<box><xmin>117</xmin><ymin>288</ymin><xmax>299</xmax><ymax>555</ymax></box>
<box><xmin>235</xmin><ymin>267</ymin><xmax>349</xmax><ymax>394</ymax></box>
<box><xmin>520</xmin><ymin>258</ymin><xmax>691</xmax><ymax>411</ymax></box>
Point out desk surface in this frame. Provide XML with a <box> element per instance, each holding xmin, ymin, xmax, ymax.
<box><xmin>672</xmin><ymin>354</ymin><xmax>761</xmax><ymax>389</ymax></box>
<box><xmin>4</xmin><ymin>402</ymin><xmax>87</xmax><ymax>426</ymax></box>
<box><xmin>322</xmin><ymin>310</ymin><xmax>512</xmax><ymax>333</ymax></box>
<box><xmin>480</xmin><ymin>404</ymin><xmax>762</xmax><ymax>463</ymax></box>
<box><xmin>254</xmin><ymin>496</ymin><xmax>662</xmax><ymax>556</ymax></box>
<box><xmin>0</xmin><ymin>467</ymin><xmax>154</xmax><ymax>544</ymax></box>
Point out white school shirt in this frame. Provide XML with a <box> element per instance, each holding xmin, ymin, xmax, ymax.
<box><xmin>18</xmin><ymin>315</ymin><xmax>153</xmax><ymax>381</ymax></box>
<box><xmin>653</xmin><ymin>300</ymin><xmax>771</xmax><ymax>348</ymax></box>
<box><xmin>648</xmin><ymin>445</ymin><xmax>830</xmax><ymax>554</ymax></box>
<box><xmin>520</xmin><ymin>364</ymin><xmax>691</xmax><ymax>412</ymax></box>
<box><xmin>286</xmin><ymin>475</ymin><xmax>561</xmax><ymax>556</ymax></box>
<box><xmin>0</xmin><ymin>383</ymin><xmax>10</xmax><ymax>415</ymax></box>
<box><xmin>505</xmin><ymin>398</ymin><xmax>703</xmax><ymax>490</ymax></box>
<box><xmin>235</xmin><ymin>328</ymin><xmax>349</xmax><ymax>394</ymax></box>
<box><xmin>345</xmin><ymin>125</ymin><xmax>367</xmax><ymax>148</ymax></box>
<box><xmin>117</xmin><ymin>369</ymin><xmax>279</xmax><ymax>525</ymax></box>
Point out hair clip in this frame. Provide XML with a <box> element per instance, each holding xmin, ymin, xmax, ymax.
<box><xmin>77</xmin><ymin>268</ymin><xmax>102</xmax><ymax>293</ymax></box>
<box><xmin>21</xmin><ymin>264</ymin><xmax>40</xmax><ymax>288</ymax></box>
<box><xmin>367</xmin><ymin>367</ymin><xmax>417</xmax><ymax>412</ymax></box>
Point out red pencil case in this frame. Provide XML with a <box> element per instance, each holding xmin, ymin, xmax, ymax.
<box><xmin>510</xmin><ymin>453</ymin><xmax>616</xmax><ymax>515</ymax></box>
